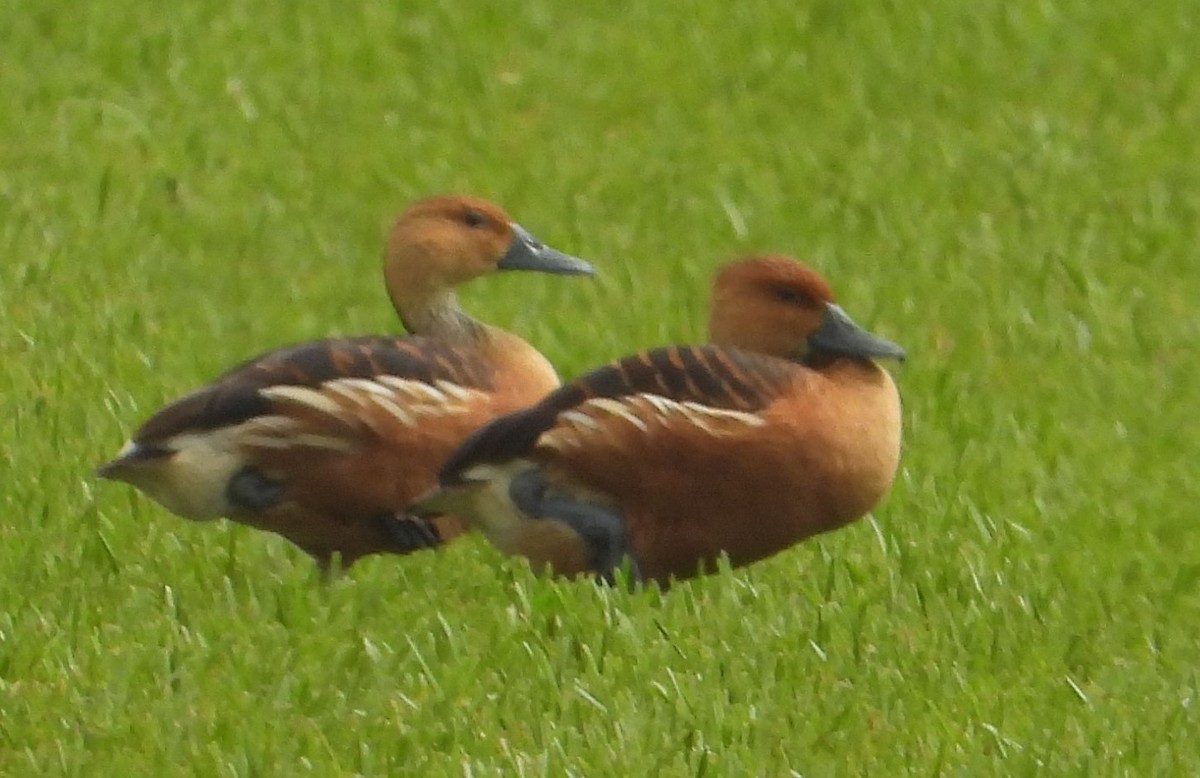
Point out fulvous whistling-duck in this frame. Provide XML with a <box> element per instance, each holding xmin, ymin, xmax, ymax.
<box><xmin>97</xmin><ymin>195</ymin><xmax>594</xmax><ymax>571</ymax></box>
<box><xmin>411</xmin><ymin>255</ymin><xmax>904</xmax><ymax>586</ymax></box>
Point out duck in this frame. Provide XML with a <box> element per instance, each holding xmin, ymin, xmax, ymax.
<box><xmin>97</xmin><ymin>195</ymin><xmax>594</xmax><ymax>572</ymax></box>
<box><xmin>410</xmin><ymin>255</ymin><xmax>904</xmax><ymax>586</ymax></box>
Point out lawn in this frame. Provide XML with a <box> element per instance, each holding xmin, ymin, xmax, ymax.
<box><xmin>2</xmin><ymin>0</ymin><xmax>1198</xmax><ymax>774</ymax></box>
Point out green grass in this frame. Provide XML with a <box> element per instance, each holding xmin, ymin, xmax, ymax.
<box><xmin>3</xmin><ymin>0</ymin><xmax>1199</xmax><ymax>773</ymax></box>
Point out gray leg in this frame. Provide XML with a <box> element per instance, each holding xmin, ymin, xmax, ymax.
<box><xmin>508</xmin><ymin>469</ymin><xmax>639</xmax><ymax>586</ymax></box>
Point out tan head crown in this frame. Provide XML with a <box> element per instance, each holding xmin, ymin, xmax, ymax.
<box><xmin>707</xmin><ymin>255</ymin><xmax>904</xmax><ymax>363</ymax></box>
<box><xmin>382</xmin><ymin>195</ymin><xmax>593</xmax><ymax>333</ymax></box>
<box><xmin>384</xmin><ymin>196</ymin><xmax>516</xmax><ymax>312</ymax></box>
<box><xmin>708</xmin><ymin>255</ymin><xmax>836</xmax><ymax>359</ymax></box>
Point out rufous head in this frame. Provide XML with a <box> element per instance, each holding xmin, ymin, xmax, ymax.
<box><xmin>707</xmin><ymin>255</ymin><xmax>905</xmax><ymax>364</ymax></box>
<box><xmin>383</xmin><ymin>195</ymin><xmax>593</xmax><ymax>323</ymax></box>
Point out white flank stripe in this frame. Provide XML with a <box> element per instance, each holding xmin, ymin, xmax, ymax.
<box><xmin>560</xmin><ymin>410</ymin><xmax>602</xmax><ymax>431</ymax></box>
<box><xmin>643</xmin><ymin>394</ymin><xmax>676</xmax><ymax>415</ymax></box>
<box><xmin>238</xmin><ymin>434</ymin><xmax>295</xmax><ymax>450</ymax></box>
<box><xmin>375</xmin><ymin>375</ymin><xmax>419</xmax><ymax>397</ymax></box>
<box><xmin>290</xmin><ymin>433</ymin><xmax>357</xmax><ymax>451</ymax></box>
<box><xmin>645</xmin><ymin>394</ymin><xmax>685</xmax><ymax>426</ymax></box>
<box><xmin>330</xmin><ymin>377</ymin><xmax>395</xmax><ymax>399</ymax></box>
<box><xmin>681</xmin><ymin>401</ymin><xmax>765</xmax><ymax>426</ymax></box>
<box><xmin>585</xmin><ymin>398</ymin><xmax>650</xmax><ymax>432</ymax></box>
<box><xmin>375</xmin><ymin>375</ymin><xmax>435</xmax><ymax>401</ymax></box>
<box><xmin>677</xmin><ymin>405</ymin><xmax>718</xmax><ymax>434</ymax></box>
<box><xmin>409</xmin><ymin>403</ymin><xmax>467</xmax><ymax>417</ymax></box>
<box><xmin>369</xmin><ymin>393</ymin><xmax>417</xmax><ymax>428</ymax></box>
<box><xmin>539</xmin><ymin>431</ymin><xmax>581</xmax><ymax>451</ymax></box>
<box><xmin>586</xmin><ymin>398</ymin><xmax>630</xmax><ymax>415</ymax></box>
<box><xmin>321</xmin><ymin>381</ymin><xmax>370</xmax><ymax>406</ymax></box>
<box><xmin>246</xmin><ymin>415</ymin><xmax>299</xmax><ymax>434</ymax></box>
<box><xmin>260</xmin><ymin>385</ymin><xmax>347</xmax><ymax>419</ymax></box>
<box><xmin>407</xmin><ymin>382</ymin><xmax>449</xmax><ymax>403</ymax></box>
<box><xmin>435</xmin><ymin>380</ymin><xmax>475</xmax><ymax>401</ymax></box>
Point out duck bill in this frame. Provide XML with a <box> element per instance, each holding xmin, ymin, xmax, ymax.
<box><xmin>498</xmin><ymin>223</ymin><xmax>595</xmax><ymax>276</ymax></box>
<box><xmin>809</xmin><ymin>303</ymin><xmax>906</xmax><ymax>361</ymax></box>
<box><xmin>95</xmin><ymin>442</ymin><xmax>172</xmax><ymax>481</ymax></box>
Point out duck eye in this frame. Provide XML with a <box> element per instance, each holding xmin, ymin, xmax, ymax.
<box><xmin>463</xmin><ymin>210</ymin><xmax>488</xmax><ymax>228</ymax></box>
<box><xmin>773</xmin><ymin>286</ymin><xmax>810</xmax><ymax>306</ymax></box>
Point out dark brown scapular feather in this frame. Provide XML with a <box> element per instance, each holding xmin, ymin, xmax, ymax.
<box><xmin>437</xmin><ymin>344</ymin><xmax>794</xmax><ymax>484</ymax></box>
<box><xmin>133</xmin><ymin>335</ymin><xmax>496</xmax><ymax>444</ymax></box>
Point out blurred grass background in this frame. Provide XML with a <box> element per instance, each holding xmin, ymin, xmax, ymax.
<box><xmin>2</xmin><ymin>0</ymin><xmax>1198</xmax><ymax>773</ymax></box>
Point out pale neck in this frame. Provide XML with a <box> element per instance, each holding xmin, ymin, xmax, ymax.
<box><xmin>395</xmin><ymin>290</ymin><xmax>487</xmax><ymax>343</ymax></box>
